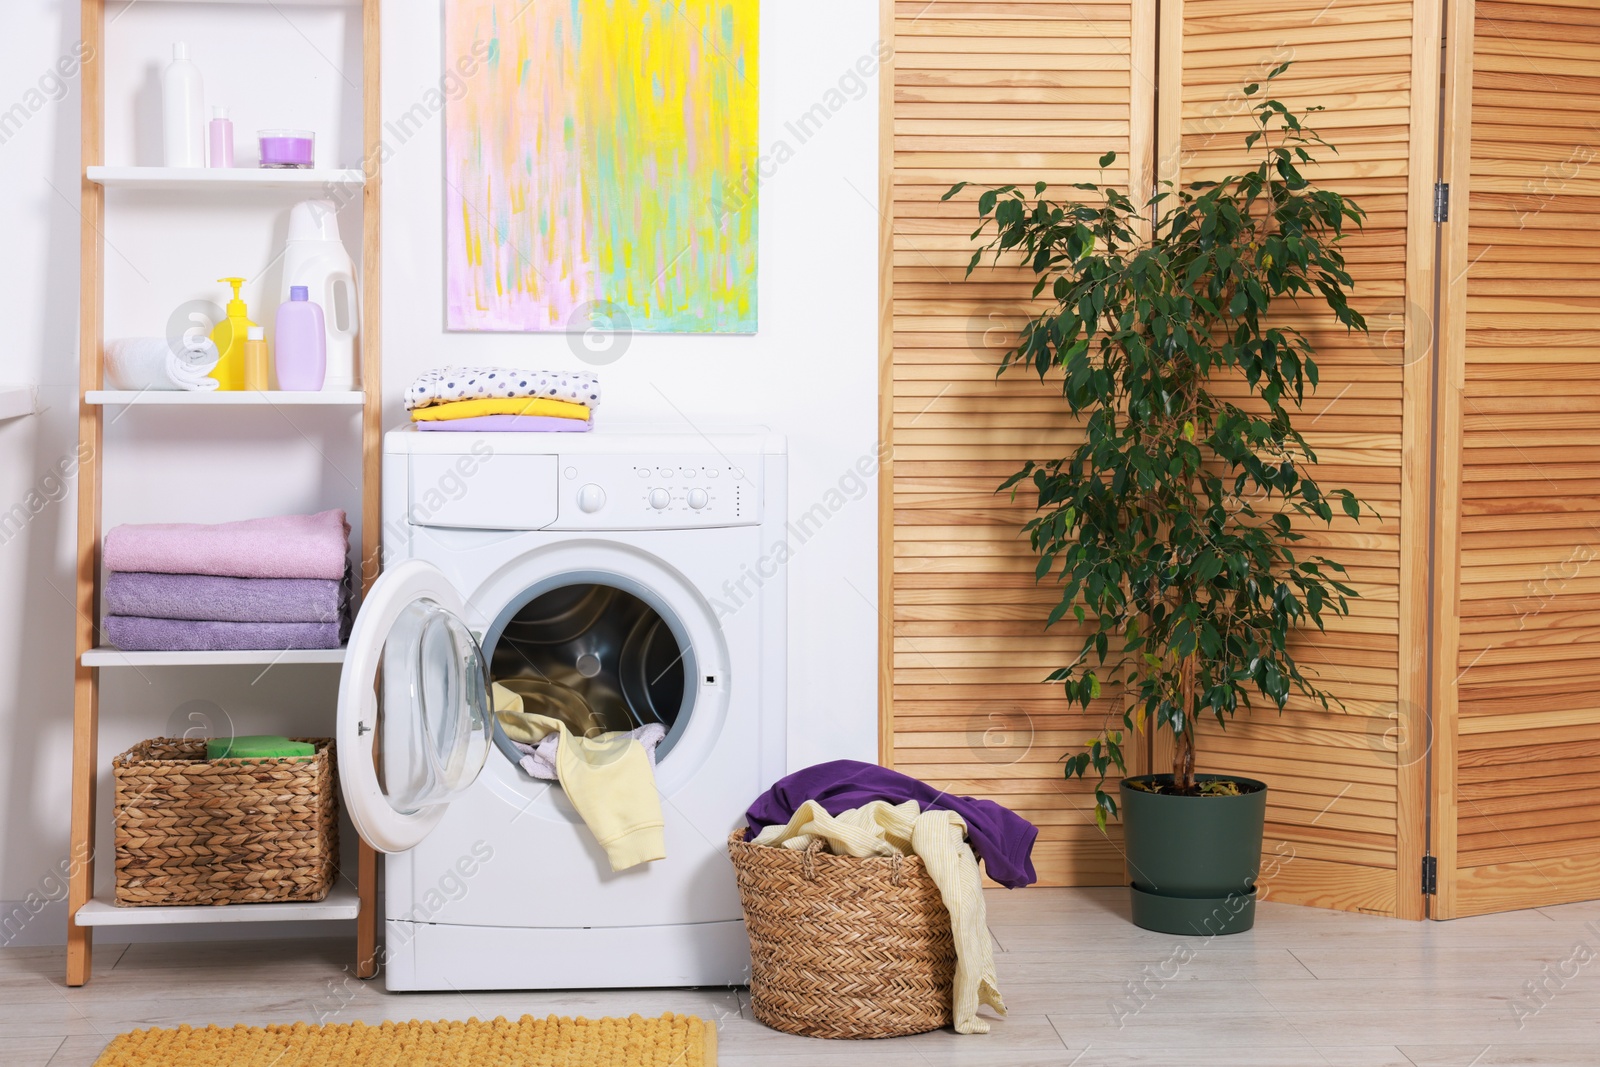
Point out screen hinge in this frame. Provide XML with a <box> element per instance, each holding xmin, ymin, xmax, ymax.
<box><xmin>1433</xmin><ymin>182</ymin><xmax>1450</xmax><ymax>223</ymax></box>
<box><xmin>1422</xmin><ymin>854</ymin><xmax>1439</xmax><ymax>896</ymax></box>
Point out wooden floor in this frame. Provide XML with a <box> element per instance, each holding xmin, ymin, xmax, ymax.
<box><xmin>8</xmin><ymin>888</ymin><xmax>1600</xmax><ymax>1065</ymax></box>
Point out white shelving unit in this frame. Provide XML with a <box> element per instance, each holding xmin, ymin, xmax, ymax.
<box><xmin>82</xmin><ymin>647</ymin><xmax>346</xmax><ymax>667</ymax></box>
<box><xmin>70</xmin><ymin>0</ymin><xmax>382</xmax><ymax>987</ymax></box>
<box><xmin>88</xmin><ymin>166</ymin><xmax>364</xmax><ymax>191</ymax></box>
<box><xmin>0</xmin><ymin>386</ymin><xmax>36</xmax><ymax>421</ymax></box>
<box><xmin>75</xmin><ymin>885</ymin><xmax>361</xmax><ymax>927</ymax></box>
<box><xmin>86</xmin><ymin>390</ymin><xmax>364</xmax><ymax>406</ymax></box>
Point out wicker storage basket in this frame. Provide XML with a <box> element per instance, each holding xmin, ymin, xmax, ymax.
<box><xmin>112</xmin><ymin>737</ymin><xmax>338</xmax><ymax>907</ymax></box>
<box><xmin>728</xmin><ymin>829</ymin><xmax>955</xmax><ymax>1039</ymax></box>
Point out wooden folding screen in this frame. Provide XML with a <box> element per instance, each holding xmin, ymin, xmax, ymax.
<box><xmin>1154</xmin><ymin>0</ymin><xmax>1440</xmax><ymax>917</ymax></box>
<box><xmin>880</xmin><ymin>0</ymin><xmax>1155</xmax><ymax>885</ymax></box>
<box><xmin>881</xmin><ymin>0</ymin><xmax>1439</xmax><ymax>915</ymax></box>
<box><xmin>1432</xmin><ymin>0</ymin><xmax>1600</xmax><ymax>918</ymax></box>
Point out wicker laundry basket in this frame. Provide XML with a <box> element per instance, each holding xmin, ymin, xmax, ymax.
<box><xmin>728</xmin><ymin>828</ymin><xmax>956</xmax><ymax>1039</ymax></box>
<box><xmin>112</xmin><ymin>737</ymin><xmax>338</xmax><ymax>907</ymax></box>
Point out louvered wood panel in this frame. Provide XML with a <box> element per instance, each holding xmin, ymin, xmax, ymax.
<box><xmin>1434</xmin><ymin>0</ymin><xmax>1600</xmax><ymax>918</ymax></box>
<box><xmin>1164</xmin><ymin>0</ymin><xmax>1437</xmax><ymax>917</ymax></box>
<box><xmin>883</xmin><ymin>0</ymin><xmax>1155</xmax><ymax>885</ymax></box>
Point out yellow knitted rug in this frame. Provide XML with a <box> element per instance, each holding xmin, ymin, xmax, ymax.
<box><xmin>92</xmin><ymin>1013</ymin><xmax>716</xmax><ymax>1066</ymax></box>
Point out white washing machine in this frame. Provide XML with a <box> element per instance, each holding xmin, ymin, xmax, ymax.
<box><xmin>334</xmin><ymin>428</ymin><xmax>786</xmax><ymax>990</ymax></box>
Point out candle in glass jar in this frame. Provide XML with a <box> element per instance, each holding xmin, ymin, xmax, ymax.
<box><xmin>258</xmin><ymin>129</ymin><xmax>315</xmax><ymax>169</ymax></box>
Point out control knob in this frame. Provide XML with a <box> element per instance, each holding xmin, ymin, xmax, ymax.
<box><xmin>577</xmin><ymin>484</ymin><xmax>606</xmax><ymax>513</ymax></box>
<box><xmin>649</xmin><ymin>488</ymin><xmax>672</xmax><ymax>510</ymax></box>
<box><xmin>688</xmin><ymin>488</ymin><xmax>709</xmax><ymax>510</ymax></box>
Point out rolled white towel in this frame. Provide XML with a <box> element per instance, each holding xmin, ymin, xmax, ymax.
<box><xmin>105</xmin><ymin>336</ymin><xmax>221</xmax><ymax>392</ymax></box>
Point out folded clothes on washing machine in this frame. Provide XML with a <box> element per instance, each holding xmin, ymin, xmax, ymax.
<box><xmin>492</xmin><ymin>682</ymin><xmax>666</xmax><ymax>871</ymax></box>
<box><xmin>409</xmin><ymin>396</ymin><xmax>592</xmax><ymax>422</ymax></box>
<box><xmin>405</xmin><ymin>367</ymin><xmax>602</xmax><ymax>410</ymax></box>
<box><xmin>415</xmin><ymin>414</ymin><xmax>592</xmax><ymax>433</ymax></box>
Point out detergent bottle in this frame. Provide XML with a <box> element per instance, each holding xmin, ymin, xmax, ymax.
<box><xmin>207</xmin><ymin>277</ymin><xmax>255</xmax><ymax>391</ymax></box>
<box><xmin>280</xmin><ymin>200</ymin><xmax>359</xmax><ymax>391</ymax></box>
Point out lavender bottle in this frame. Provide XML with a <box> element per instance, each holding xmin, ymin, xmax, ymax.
<box><xmin>274</xmin><ymin>286</ymin><xmax>327</xmax><ymax>390</ymax></box>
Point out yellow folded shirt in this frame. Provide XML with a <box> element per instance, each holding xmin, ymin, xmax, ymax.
<box><xmin>493</xmin><ymin>683</ymin><xmax>665</xmax><ymax>871</ymax></box>
<box><xmin>411</xmin><ymin>397</ymin><xmax>591</xmax><ymax>421</ymax></box>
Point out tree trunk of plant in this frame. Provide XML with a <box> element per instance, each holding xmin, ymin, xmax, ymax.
<box><xmin>1173</xmin><ymin>651</ymin><xmax>1198</xmax><ymax>793</ymax></box>
<box><xmin>1173</xmin><ymin>727</ymin><xmax>1197</xmax><ymax>794</ymax></box>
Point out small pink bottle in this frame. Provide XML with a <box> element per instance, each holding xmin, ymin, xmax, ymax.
<box><xmin>274</xmin><ymin>286</ymin><xmax>327</xmax><ymax>390</ymax></box>
<box><xmin>208</xmin><ymin>107</ymin><xmax>233</xmax><ymax>168</ymax></box>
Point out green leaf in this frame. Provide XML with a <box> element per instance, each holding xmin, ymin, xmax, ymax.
<box><xmin>941</xmin><ymin>181</ymin><xmax>968</xmax><ymax>202</ymax></box>
<box><xmin>1098</xmin><ymin>150</ymin><xmax>1117</xmax><ymax>168</ymax></box>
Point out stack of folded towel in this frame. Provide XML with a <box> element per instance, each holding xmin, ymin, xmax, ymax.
<box><xmin>101</xmin><ymin>510</ymin><xmax>352</xmax><ymax>652</ymax></box>
<box><xmin>405</xmin><ymin>367</ymin><xmax>601</xmax><ymax>432</ymax></box>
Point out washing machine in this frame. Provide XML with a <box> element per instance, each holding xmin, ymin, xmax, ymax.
<box><xmin>334</xmin><ymin>428</ymin><xmax>786</xmax><ymax>990</ymax></box>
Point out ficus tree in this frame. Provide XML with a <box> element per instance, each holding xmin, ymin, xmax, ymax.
<box><xmin>944</xmin><ymin>66</ymin><xmax>1371</xmax><ymax>828</ymax></box>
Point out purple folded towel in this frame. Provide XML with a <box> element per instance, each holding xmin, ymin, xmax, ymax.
<box><xmin>102</xmin><ymin>616</ymin><xmax>346</xmax><ymax>652</ymax></box>
<box><xmin>416</xmin><ymin>415</ymin><xmax>592</xmax><ymax>432</ymax></box>
<box><xmin>105</xmin><ymin>570</ymin><xmax>350</xmax><ymax>624</ymax></box>
<box><xmin>103</xmin><ymin>510</ymin><xmax>349</xmax><ymax>580</ymax></box>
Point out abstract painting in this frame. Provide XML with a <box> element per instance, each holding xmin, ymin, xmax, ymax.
<box><xmin>445</xmin><ymin>0</ymin><xmax>759</xmax><ymax>333</ymax></box>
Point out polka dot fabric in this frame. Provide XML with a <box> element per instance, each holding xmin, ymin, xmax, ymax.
<box><xmin>406</xmin><ymin>367</ymin><xmax>603</xmax><ymax>411</ymax></box>
<box><xmin>91</xmin><ymin>1012</ymin><xmax>716</xmax><ymax>1067</ymax></box>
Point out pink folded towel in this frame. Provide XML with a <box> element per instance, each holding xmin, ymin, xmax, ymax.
<box><xmin>103</xmin><ymin>510</ymin><xmax>350</xmax><ymax>580</ymax></box>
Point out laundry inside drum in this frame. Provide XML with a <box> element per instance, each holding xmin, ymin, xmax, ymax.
<box><xmin>490</xmin><ymin>583</ymin><xmax>690</xmax><ymax>765</ymax></box>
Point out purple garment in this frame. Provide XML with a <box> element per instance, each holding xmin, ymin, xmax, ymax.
<box><xmin>105</xmin><ymin>570</ymin><xmax>349</xmax><ymax>624</ymax></box>
<box><xmin>416</xmin><ymin>415</ymin><xmax>592</xmax><ymax>432</ymax></box>
<box><xmin>103</xmin><ymin>616</ymin><xmax>346</xmax><ymax>652</ymax></box>
<box><xmin>745</xmin><ymin>760</ymin><xmax>1039</xmax><ymax>888</ymax></box>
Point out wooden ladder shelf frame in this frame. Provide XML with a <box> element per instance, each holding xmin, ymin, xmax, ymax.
<box><xmin>67</xmin><ymin>0</ymin><xmax>382</xmax><ymax>987</ymax></box>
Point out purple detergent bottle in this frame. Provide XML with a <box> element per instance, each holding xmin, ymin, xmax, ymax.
<box><xmin>275</xmin><ymin>285</ymin><xmax>327</xmax><ymax>390</ymax></box>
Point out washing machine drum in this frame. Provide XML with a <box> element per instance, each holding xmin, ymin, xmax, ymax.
<box><xmin>491</xmin><ymin>583</ymin><xmax>688</xmax><ymax>739</ymax></box>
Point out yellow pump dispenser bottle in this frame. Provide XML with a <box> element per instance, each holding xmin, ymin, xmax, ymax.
<box><xmin>209</xmin><ymin>276</ymin><xmax>256</xmax><ymax>391</ymax></box>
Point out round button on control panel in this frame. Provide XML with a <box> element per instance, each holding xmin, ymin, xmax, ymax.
<box><xmin>688</xmin><ymin>488</ymin><xmax>709</xmax><ymax>510</ymax></box>
<box><xmin>649</xmin><ymin>488</ymin><xmax>672</xmax><ymax>510</ymax></box>
<box><xmin>577</xmin><ymin>484</ymin><xmax>607</xmax><ymax>513</ymax></box>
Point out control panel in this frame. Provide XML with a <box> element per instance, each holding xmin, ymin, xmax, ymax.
<box><xmin>552</xmin><ymin>454</ymin><xmax>764</xmax><ymax>529</ymax></box>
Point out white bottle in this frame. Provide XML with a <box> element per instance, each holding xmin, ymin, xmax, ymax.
<box><xmin>280</xmin><ymin>200</ymin><xmax>359</xmax><ymax>391</ymax></box>
<box><xmin>162</xmin><ymin>43</ymin><xmax>205</xmax><ymax>168</ymax></box>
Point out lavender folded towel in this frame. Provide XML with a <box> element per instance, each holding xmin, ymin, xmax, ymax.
<box><xmin>416</xmin><ymin>415</ymin><xmax>592</xmax><ymax>433</ymax></box>
<box><xmin>102</xmin><ymin>616</ymin><xmax>346</xmax><ymax>652</ymax></box>
<box><xmin>105</xmin><ymin>570</ymin><xmax>350</xmax><ymax>624</ymax></box>
<box><xmin>103</xmin><ymin>510</ymin><xmax>349</xmax><ymax>580</ymax></box>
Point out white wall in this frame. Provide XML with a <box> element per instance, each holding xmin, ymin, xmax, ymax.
<box><xmin>0</xmin><ymin>0</ymin><xmax>880</xmax><ymax>945</ymax></box>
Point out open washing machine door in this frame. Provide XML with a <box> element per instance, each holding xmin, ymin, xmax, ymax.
<box><xmin>337</xmin><ymin>559</ymin><xmax>493</xmax><ymax>853</ymax></box>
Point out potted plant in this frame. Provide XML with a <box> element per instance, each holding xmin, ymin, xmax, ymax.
<box><xmin>944</xmin><ymin>66</ymin><xmax>1369</xmax><ymax>935</ymax></box>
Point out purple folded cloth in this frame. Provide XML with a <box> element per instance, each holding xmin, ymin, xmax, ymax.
<box><xmin>102</xmin><ymin>616</ymin><xmax>346</xmax><ymax>652</ymax></box>
<box><xmin>416</xmin><ymin>415</ymin><xmax>592</xmax><ymax>432</ymax></box>
<box><xmin>105</xmin><ymin>570</ymin><xmax>350</xmax><ymax>624</ymax></box>
<box><xmin>103</xmin><ymin>510</ymin><xmax>349</xmax><ymax>580</ymax></box>
<box><xmin>745</xmin><ymin>759</ymin><xmax>1039</xmax><ymax>888</ymax></box>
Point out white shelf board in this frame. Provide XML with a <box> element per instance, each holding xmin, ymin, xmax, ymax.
<box><xmin>82</xmin><ymin>646</ymin><xmax>346</xmax><ymax>667</ymax></box>
<box><xmin>87</xmin><ymin>166</ymin><xmax>365</xmax><ymax>191</ymax></box>
<box><xmin>75</xmin><ymin>885</ymin><xmax>360</xmax><ymax>927</ymax></box>
<box><xmin>86</xmin><ymin>390</ymin><xmax>364</xmax><ymax>406</ymax></box>
<box><xmin>0</xmin><ymin>386</ymin><xmax>35</xmax><ymax>421</ymax></box>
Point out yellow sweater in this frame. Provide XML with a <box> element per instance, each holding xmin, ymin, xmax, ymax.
<box><xmin>493</xmin><ymin>683</ymin><xmax>665</xmax><ymax>870</ymax></box>
<box><xmin>751</xmin><ymin>798</ymin><xmax>1006</xmax><ymax>1034</ymax></box>
<box><xmin>411</xmin><ymin>397</ymin><xmax>592</xmax><ymax>421</ymax></box>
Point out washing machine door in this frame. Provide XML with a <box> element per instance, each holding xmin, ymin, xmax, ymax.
<box><xmin>337</xmin><ymin>559</ymin><xmax>493</xmax><ymax>853</ymax></box>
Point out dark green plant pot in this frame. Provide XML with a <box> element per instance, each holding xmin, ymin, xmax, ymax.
<box><xmin>1119</xmin><ymin>774</ymin><xmax>1267</xmax><ymax>936</ymax></box>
